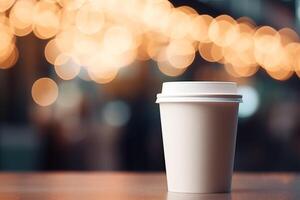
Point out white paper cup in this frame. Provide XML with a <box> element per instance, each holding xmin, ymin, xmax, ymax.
<box><xmin>156</xmin><ymin>82</ymin><xmax>242</xmax><ymax>194</ymax></box>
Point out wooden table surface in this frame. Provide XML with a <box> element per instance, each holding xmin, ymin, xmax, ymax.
<box><xmin>0</xmin><ymin>173</ymin><xmax>299</xmax><ymax>200</ymax></box>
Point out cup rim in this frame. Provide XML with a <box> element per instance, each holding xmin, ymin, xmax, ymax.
<box><xmin>162</xmin><ymin>81</ymin><xmax>237</xmax><ymax>84</ymax></box>
<box><xmin>156</xmin><ymin>96</ymin><xmax>242</xmax><ymax>103</ymax></box>
<box><xmin>157</xmin><ymin>81</ymin><xmax>243</xmax><ymax>103</ymax></box>
<box><xmin>157</xmin><ymin>93</ymin><xmax>242</xmax><ymax>98</ymax></box>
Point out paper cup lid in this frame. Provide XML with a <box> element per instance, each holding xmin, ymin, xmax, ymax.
<box><xmin>156</xmin><ymin>81</ymin><xmax>242</xmax><ymax>103</ymax></box>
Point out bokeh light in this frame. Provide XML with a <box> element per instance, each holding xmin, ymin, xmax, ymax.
<box><xmin>208</xmin><ymin>15</ymin><xmax>239</xmax><ymax>47</ymax></box>
<box><xmin>54</xmin><ymin>54</ymin><xmax>81</xmax><ymax>80</ymax></box>
<box><xmin>44</xmin><ymin>39</ymin><xmax>62</xmax><ymax>65</ymax></box>
<box><xmin>278</xmin><ymin>28</ymin><xmax>299</xmax><ymax>46</ymax></box>
<box><xmin>166</xmin><ymin>39</ymin><xmax>195</xmax><ymax>69</ymax></box>
<box><xmin>0</xmin><ymin>45</ymin><xmax>18</xmax><ymax>70</ymax></box>
<box><xmin>33</xmin><ymin>1</ymin><xmax>61</xmax><ymax>39</ymax></box>
<box><xmin>157</xmin><ymin>60</ymin><xmax>186</xmax><ymax>77</ymax></box>
<box><xmin>9</xmin><ymin>0</ymin><xmax>35</xmax><ymax>36</ymax></box>
<box><xmin>167</xmin><ymin>9</ymin><xmax>192</xmax><ymax>40</ymax></box>
<box><xmin>238</xmin><ymin>85</ymin><xmax>260</xmax><ymax>118</ymax></box>
<box><xmin>266</xmin><ymin>67</ymin><xmax>294</xmax><ymax>81</ymax></box>
<box><xmin>31</xmin><ymin>78</ymin><xmax>59</xmax><ymax>106</ymax></box>
<box><xmin>75</xmin><ymin>3</ymin><xmax>104</xmax><ymax>35</ymax></box>
<box><xmin>0</xmin><ymin>25</ymin><xmax>15</xmax><ymax>63</ymax></box>
<box><xmin>103</xmin><ymin>25</ymin><xmax>135</xmax><ymax>57</ymax></box>
<box><xmin>0</xmin><ymin>0</ymin><xmax>299</xmax><ymax>82</ymax></box>
<box><xmin>102</xmin><ymin>100</ymin><xmax>131</xmax><ymax>127</ymax></box>
<box><xmin>190</xmin><ymin>14</ymin><xmax>213</xmax><ymax>43</ymax></box>
<box><xmin>88</xmin><ymin>61</ymin><xmax>119</xmax><ymax>84</ymax></box>
<box><xmin>199</xmin><ymin>43</ymin><xmax>223</xmax><ymax>62</ymax></box>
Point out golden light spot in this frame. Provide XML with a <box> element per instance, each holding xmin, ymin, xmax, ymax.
<box><xmin>266</xmin><ymin>67</ymin><xmax>294</xmax><ymax>81</ymax></box>
<box><xmin>284</xmin><ymin>43</ymin><xmax>300</xmax><ymax>78</ymax></box>
<box><xmin>88</xmin><ymin>64</ymin><xmax>119</xmax><ymax>84</ymax></box>
<box><xmin>0</xmin><ymin>0</ymin><xmax>15</xmax><ymax>12</ymax></box>
<box><xmin>224</xmin><ymin>63</ymin><xmax>240</xmax><ymax>77</ymax></box>
<box><xmin>284</xmin><ymin>42</ymin><xmax>300</xmax><ymax>70</ymax></box>
<box><xmin>167</xmin><ymin>9</ymin><xmax>192</xmax><ymax>39</ymax></box>
<box><xmin>238</xmin><ymin>64</ymin><xmax>259</xmax><ymax>77</ymax></box>
<box><xmin>189</xmin><ymin>14</ymin><xmax>213</xmax><ymax>42</ymax></box>
<box><xmin>235</xmin><ymin>33</ymin><xmax>255</xmax><ymax>52</ymax></box>
<box><xmin>146</xmin><ymin>35</ymin><xmax>169</xmax><ymax>61</ymax></box>
<box><xmin>113</xmin><ymin>49</ymin><xmax>137</xmax><ymax>68</ymax></box>
<box><xmin>59</xmin><ymin>9</ymin><xmax>76</xmax><ymax>30</ymax></box>
<box><xmin>92</xmin><ymin>46</ymin><xmax>137</xmax><ymax>69</ymax></box>
<box><xmin>210</xmin><ymin>43</ymin><xmax>224</xmax><ymax>63</ymax></box>
<box><xmin>72</xmin><ymin>39</ymin><xmax>102</xmax><ymax>68</ymax></box>
<box><xmin>254</xmin><ymin>26</ymin><xmax>278</xmax><ymax>37</ymax></box>
<box><xmin>237</xmin><ymin>22</ymin><xmax>255</xmax><ymax>34</ymax></box>
<box><xmin>9</xmin><ymin>0</ymin><xmax>35</xmax><ymax>36</ymax></box>
<box><xmin>278</xmin><ymin>28</ymin><xmax>299</xmax><ymax>46</ymax></box>
<box><xmin>33</xmin><ymin>11</ymin><xmax>61</xmax><ymax>39</ymax></box>
<box><xmin>103</xmin><ymin>25</ymin><xmax>135</xmax><ymax>55</ymax></box>
<box><xmin>75</xmin><ymin>3</ymin><xmax>104</xmax><ymax>35</ymax></box>
<box><xmin>0</xmin><ymin>45</ymin><xmax>18</xmax><ymax>70</ymax></box>
<box><xmin>208</xmin><ymin>15</ymin><xmax>239</xmax><ymax>47</ymax></box>
<box><xmin>54</xmin><ymin>27</ymin><xmax>77</xmax><ymax>54</ymax></box>
<box><xmin>253</xmin><ymin>26</ymin><xmax>282</xmax><ymax>71</ymax></box>
<box><xmin>12</xmin><ymin>25</ymin><xmax>33</xmax><ymax>37</ymax></box>
<box><xmin>177</xmin><ymin>6</ymin><xmax>198</xmax><ymax>16</ymax></box>
<box><xmin>166</xmin><ymin>39</ymin><xmax>195</xmax><ymax>69</ymax></box>
<box><xmin>121</xmin><ymin>0</ymin><xmax>142</xmax><ymax>18</ymax></box>
<box><xmin>236</xmin><ymin>16</ymin><xmax>256</xmax><ymax>27</ymax></box>
<box><xmin>223</xmin><ymin>33</ymin><xmax>256</xmax><ymax>68</ymax></box>
<box><xmin>157</xmin><ymin>60</ymin><xmax>186</xmax><ymax>77</ymax></box>
<box><xmin>254</xmin><ymin>34</ymin><xmax>279</xmax><ymax>54</ymax></box>
<box><xmin>0</xmin><ymin>42</ymin><xmax>14</xmax><ymax>63</ymax></box>
<box><xmin>72</xmin><ymin>33</ymin><xmax>100</xmax><ymax>58</ymax></box>
<box><xmin>31</xmin><ymin>78</ymin><xmax>58</xmax><ymax>106</ymax></box>
<box><xmin>142</xmin><ymin>0</ymin><xmax>173</xmax><ymax>32</ymax></box>
<box><xmin>0</xmin><ymin>25</ymin><xmax>15</xmax><ymax>60</ymax></box>
<box><xmin>199</xmin><ymin>43</ymin><xmax>223</xmax><ymax>62</ymax></box>
<box><xmin>33</xmin><ymin>1</ymin><xmax>61</xmax><ymax>39</ymax></box>
<box><xmin>225</xmin><ymin>63</ymin><xmax>258</xmax><ymax>78</ymax></box>
<box><xmin>44</xmin><ymin>39</ymin><xmax>62</xmax><ymax>65</ymax></box>
<box><xmin>136</xmin><ymin>39</ymin><xmax>151</xmax><ymax>61</ymax></box>
<box><xmin>54</xmin><ymin>54</ymin><xmax>81</xmax><ymax>80</ymax></box>
<box><xmin>0</xmin><ymin>29</ymin><xmax>13</xmax><ymax>51</ymax></box>
<box><xmin>291</xmin><ymin>44</ymin><xmax>300</xmax><ymax>74</ymax></box>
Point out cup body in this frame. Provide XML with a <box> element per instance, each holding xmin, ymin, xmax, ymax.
<box><xmin>156</xmin><ymin>82</ymin><xmax>242</xmax><ymax>193</ymax></box>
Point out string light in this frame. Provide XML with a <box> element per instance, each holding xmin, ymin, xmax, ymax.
<box><xmin>2</xmin><ymin>0</ymin><xmax>299</xmax><ymax>81</ymax></box>
<box><xmin>0</xmin><ymin>0</ymin><xmax>299</xmax><ymax>105</ymax></box>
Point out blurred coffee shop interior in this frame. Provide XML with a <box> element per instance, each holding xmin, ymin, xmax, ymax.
<box><xmin>0</xmin><ymin>0</ymin><xmax>300</xmax><ymax>171</ymax></box>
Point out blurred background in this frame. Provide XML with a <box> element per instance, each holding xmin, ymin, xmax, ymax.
<box><xmin>0</xmin><ymin>0</ymin><xmax>300</xmax><ymax>171</ymax></box>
